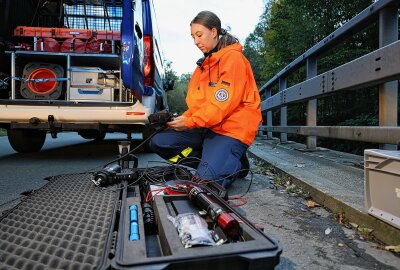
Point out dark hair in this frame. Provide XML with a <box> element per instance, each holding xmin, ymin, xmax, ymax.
<box><xmin>190</xmin><ymin>11</ymin><xmax>238</xmax><ymax>50</ymax></box>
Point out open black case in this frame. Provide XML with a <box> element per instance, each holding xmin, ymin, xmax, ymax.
<box><xmin>0</xmin><ymin>168</ymin><xmax>282</xmax><ymax>270</ymax></box>
<box><xmin>110</xmin><ymin>177</ymin><xmax>282</xmax><ymax>270</ymax></box>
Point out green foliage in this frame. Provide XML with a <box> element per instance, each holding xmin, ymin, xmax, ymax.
<box><xmin>243</xmin><ymin>3</ymin><xmax>270</xmax><ymax>87</ymax></box>
<box><xmin>163</xmin><ymin>61</ymin><xmax>188</xmax><ymax>114</ymax></box>
<box><xmin>338</xmin><ymin>113</ymin><xmax>378</xmax><ymax>126</ymax></box>
<box><xmin>166</xmin><ymin>71</ymin><xmax>190</xmax><ymax>115</ymax></box>
<box><xmin>262</xmin><ymin>0</ymin><xmax>374</xmax><ymax>83</ymax></box>
<box><xmin>164</xmin><ymin>60</ymin><xmax>179</xmax><ymax>82</ymax></box>
<box><xmin>246</xmin><ymin>0</ymin><xmax>381</xmax><ymax>153</ymax></box>
<box><xmin>0</xmin><ymin>129</ymin><xmax>6</xmax><ymax>136</ymax></box>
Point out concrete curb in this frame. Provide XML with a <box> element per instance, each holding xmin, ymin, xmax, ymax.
<box><xmin>248</xmin><ymin>147</ymin><xmax>400</xmax><ymax>246</ymax></box>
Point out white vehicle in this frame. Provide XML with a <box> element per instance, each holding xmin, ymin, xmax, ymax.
<box><xmin>0</xmin><ymin>0</ymin><xmax>173</xmax><ymax>152</ymax></box>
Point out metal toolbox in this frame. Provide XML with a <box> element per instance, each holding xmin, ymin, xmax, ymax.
<box><xmin>364</xmin><ymin>149</ymin><xmax>400</xmax><ymax>229</ymax></box>
<box><xmin>70</xmin><ymin>87</ymin><xmax>113</xmax><ymax>102</ymax></box>
<box><xmin>70</xmin><ymin>67</ymin><xmax>104</xmax><ymax>86</ymax></box>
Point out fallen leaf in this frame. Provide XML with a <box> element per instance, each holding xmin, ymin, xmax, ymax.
<box><xmin>305</xmin><ymin>200</ymin><xmax>320</xmax><ymax>208</ymax></box>
<box><xmin>384</xmin><ymin>245</ymin><xmax>400</xmax><ymax>253</ymax></box>
<box><xmin>349</xmin><ymin>222</ymin><xmax>359</xmax><ymax>229</ymax></box>
<box><xmin>338</xmin><ymin>243</ymin><xmax>345</xmax><ymax>247</ymax></box>
<box><xmin>335</xmin><ymin>213</ymin><xmax>345</xmax><ymax>224</ymax></box>
<box><xmin>325</xmin><ymin>227</ymin><xmax>332</xmax><ymax>235</ymax></box>
<box><xmin>358</xmin><ymin>227</ymin><xmax>373</xmax><ymax>234</ymax></box>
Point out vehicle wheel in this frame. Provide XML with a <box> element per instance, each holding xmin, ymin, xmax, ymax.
<box><xmin>78</xmin><ymin>130</ymin><xmax>106</xmax><ymax>141</ymax></box>
<box><xmin>7</xmin><ymin>129</ymin><xmax>47</xmax><ymax>153</ymax></box>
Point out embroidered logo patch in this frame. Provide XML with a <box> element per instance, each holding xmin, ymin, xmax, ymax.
<box><xmin>215</xmin><ymin>88</ymin><xmax>229</xmax><ymax>102</ymax></box>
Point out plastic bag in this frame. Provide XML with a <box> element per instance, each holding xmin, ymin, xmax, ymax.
<box><xmin>168</xmin><ymin>213</ymin><xmax>216</xmax><ymax>248</ymax></box>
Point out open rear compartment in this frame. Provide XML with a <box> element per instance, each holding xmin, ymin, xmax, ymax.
<box><xmin>112</xmin><ymin>181</ymin><xmax>282</xmax><ymax>270</ymax></box>
<box><xmin>3</xmin><ymin>0</ymin><xmax>132</xmax><ymax>104</ymax></box>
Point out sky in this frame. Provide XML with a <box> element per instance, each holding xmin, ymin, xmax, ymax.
<box><xmin>152</xmin><ymin>0</ymin><xmax>265</xmax><ymax>76</ymax></box>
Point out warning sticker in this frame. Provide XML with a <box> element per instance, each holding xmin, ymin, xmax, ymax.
<box><xmin>214</xmin><ymin>88</ymin><xmax>229</xmax><ymax>102</ymax></box>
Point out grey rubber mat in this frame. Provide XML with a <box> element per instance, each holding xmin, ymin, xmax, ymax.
<box><xmin>0</xmin><ymin>173</ymin><xmax>120</xmax><ymax>270</ymax></box>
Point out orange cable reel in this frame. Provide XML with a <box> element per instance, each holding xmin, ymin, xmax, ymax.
<box><xmin>26</xmin><ymin>68</ymin><xmax>57</xmax><ymax>95</ymax></box>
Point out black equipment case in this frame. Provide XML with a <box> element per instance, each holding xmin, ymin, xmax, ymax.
<box><xmin>0</xmin><ymin>172</ymin><xmax>282</xmax><ymax>270</ymax></box>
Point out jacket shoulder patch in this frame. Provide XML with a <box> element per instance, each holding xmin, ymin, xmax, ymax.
<box><xmin>215</xmin><ymin>88</ymin><xmax>229</xmax><ymax>102</ymax></box>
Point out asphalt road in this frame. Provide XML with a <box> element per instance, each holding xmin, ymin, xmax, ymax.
<box><xmin>0</xmin><ymin>132</ymin><xmax>160</xmax><ymax>214</ymax></box>
<box><xmin>0</xmin><ymin>133</ymin><xmax>399</xmax><ymax>269</ymax></box>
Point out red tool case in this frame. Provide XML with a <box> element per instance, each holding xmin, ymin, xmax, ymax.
<box><xmin>13</xmin><ymin>26</ymin><xmax>121</xmax><ymax>41</ymax></box>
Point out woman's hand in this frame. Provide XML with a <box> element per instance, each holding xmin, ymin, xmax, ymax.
<box><xmin>167</xmin><ymin>116</ymin><xmax>188</xmax><ymax>131</ymax></box>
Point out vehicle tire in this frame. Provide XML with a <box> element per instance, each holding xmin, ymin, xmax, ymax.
<box><xmin>78</xmin><ymin>130</ymin><xmax>106</xmax><ymax>141</ymax></box>
<box><xmin>7</xmin><ymin>129</ymin><xmax>47</xmax><ymax>153</ymax></box>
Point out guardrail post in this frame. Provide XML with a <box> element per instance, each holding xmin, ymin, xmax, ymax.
<box><xmin>379</xmin><ymin>6</ymin><xmax>398</xmax><ymax>150</ymax></box>
<box><xmin>306</xmin><ymin>57</ymin><xmax>317</xmax><ymax>150</ymax></box>
<box><xmin>266</xmin><ymin>88</ymin><xmax>273</xmax><ymax>139</ymax></box>
<box><xmin>279</xmin><ymin>78</ymin><xmax>288</xmax><ymax>142</ymax></box>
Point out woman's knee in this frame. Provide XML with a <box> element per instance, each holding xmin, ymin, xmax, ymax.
<box><xmin>148</xmin><ymin>132</ymin><xmax>164</xmax><ymax>152</ymax></box>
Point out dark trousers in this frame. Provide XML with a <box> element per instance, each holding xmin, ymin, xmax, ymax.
<box><xmin>149</xmin><ymin>128</ymin><xmax>247</xmax><ymax>187</ymax></box>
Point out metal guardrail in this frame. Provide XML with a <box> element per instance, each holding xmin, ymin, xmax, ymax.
<box><xmin>260</xmin><ymin>0</ymin><xmax>399</xmax><ymax>150</ymax></box>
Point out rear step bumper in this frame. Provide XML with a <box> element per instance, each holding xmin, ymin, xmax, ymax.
<box><xmin>0</xmin><ymin>100</ymin><xmax>150</xmax><ymax>124</ymax></box>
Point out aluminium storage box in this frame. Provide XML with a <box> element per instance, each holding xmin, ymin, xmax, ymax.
<box><xmin>70</xmin><ymin>67</ymin><xmax>103</xmax><ymax>86</ymax></box>
<box><xmin>364</xmin><ymin>149</ymin><xmax>400</xmax><ymax>229</ymax></box>
<box><xmin>69</xmin><ymin>87</ymin><xmax>113</xmax><ymax>102</ymax></box>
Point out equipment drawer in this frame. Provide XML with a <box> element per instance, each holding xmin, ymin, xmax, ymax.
<box><xmin>70</xmin><ymin>87</ymin><xmax>113</xmax><ymax>102</ymax></box>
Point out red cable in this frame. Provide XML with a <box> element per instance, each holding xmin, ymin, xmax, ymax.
<box><xmin>228</xmin><ymin>195</ymin><xmax>248</xmax><ymax>207</ymax></box>
<box><xmin>145</xmin><ymin>187</ymin><xmax>166</xmax><ymax>202</ymax></box>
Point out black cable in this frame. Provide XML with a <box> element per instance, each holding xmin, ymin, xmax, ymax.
<box><xmin>30</xmin><ymin>0</ymin><xmax>42</xmax><ymax>26</ymax></box>
<box><xmin>103</xmin><ymin>0</ymin><xmax>112</xmax><ymax>30</ymax></box>
<box><xmin>175</xmin><ymin>155</ymin><xmax>254</xmax><ymax>198</ymax></box>
<box><xmin>83</xmin><ymin>0</ymin><xmax>89</xmax><ymax>29</ymax></box>
<box><xmin>101</xmin><ymin>126</ymin><xmax>166</xmax><ymax>169</ymax></box>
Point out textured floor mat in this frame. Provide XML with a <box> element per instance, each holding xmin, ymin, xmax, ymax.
<box><xmin>0</xmin><ymin>173</ymin><xmax>120</xmax><ymax>270</ymax></box>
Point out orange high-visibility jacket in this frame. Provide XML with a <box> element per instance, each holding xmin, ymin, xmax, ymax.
<box><xmin>183</xmin><ymin>43</ymin><xmax>262</xmax><ymax>146</ymax></box>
